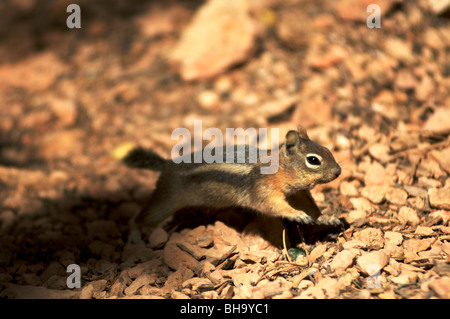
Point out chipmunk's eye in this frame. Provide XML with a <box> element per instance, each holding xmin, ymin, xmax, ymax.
<box><xmin>306</xmin><ymin>154</ymin><xmax>322</xmax><ymax>168</ymax></box>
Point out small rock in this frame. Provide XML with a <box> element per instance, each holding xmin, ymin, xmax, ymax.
<box><xmin>163</xmin><ymin>241</ymin><xmax>198</xmax><ymax>271</ymax></box>
<box><xmin>48</xmin><ymin>96</ymin><xmax>78</xmax><ymax>127</ymax></box>
<box><xmin>139</xmin><ymin>285</ymin><xmax>163</xmax><ymax>297</ymax></box>
<box><xmin>361</xmin><ymin>185</ymin><xmax>388</xmax><ymax>204</ymax></box>
<box><xmin>385</xmin><ymin>187</ymin><xmax>408</xmax><ymax>205</ymax></box>
<box><xmin>316</xmin><ymin>277</ymin><xmax>339</xmax><ymax>299</ymax></box>
<box><xmin>340</xmin><ymin>181</ymin><xmax>359</xmax><ymax>197</ymax></box>
<box><xmin>384</xmin><ymin>244</ymin><xmax>404</xmax><ymax>259</ymax></box>
<box><xmin>364</xmin><ymin>161</ymin><xmax>397</xmax><ymax>186</ymax></box>
<box><xmin>39</xmin><ymin>129</ymin><xmax>83</xmax><ymax>159</ymax></box>
<box><xmin>350</xmin><ymin>197</ymin><xmax>376</xmax><ymax>213</ymax></box>
<box><xmin>403</xmin><ymin>238</ymin><xmax>431</xmax><ymax>254</ymax></box>
<box><xmin>346</xmin><ymin>210</ymin><xmax>367</xmax><ymax>224</ymax></box>
<box><xmin>163</xmin><ymin>267</ymin><xmax>195</xmax><ymax>293</ymax></box>
<box><xmin>80</xmin><ymin>284</ymin><xmax>94</xmax><ymax>299</ymax></box>
<box><xmin>127</xmin><ymin>259</ymin><xmax>162</xmax><ymax>279</ymax></box>
<box><xmin>149</xmin><ymin>227</ymin><xmax>169</xmax><ymax>249</ymax></box>
<box><xmin>384</xmin><ymin>37</ymin><xmax>415</xmax><ymax>64</ymax></box>
<box><xmin>80</xmin><ymin>280</ymin><xmax>108</xmax><ymax>299</ymax></box>
<box><xmin>429</xmin><ymin>276</ymin><xmax>450</xmax><ymax>299</ymax></box>
<box><xmin>40</xmin><ymin>262</ymin><xmax>66</xmax><ymax>283</ymax></box>
<box><xmin>335</xmin><ymin>0</ymin><xmax>397</xmax><ymax>21</ymax></box>
<box><xmin>415</xmin><ymin>75</ymin><xmax>434</xmax><ymax>102</ymax></box>
<box><xmin>124</xmin><ymin>273</ymin><xmax>159</xmax><ymax>296</ymax></box>
<box><xmin>384</xmin><ymin>231</ymin><xmax>403</xmax><ymax>246</ymax></box>
<box><xmin>368</xmin><ymin>143</ymin><xmax>391</xmax><ymax>162</ymax></box>
<box><xmin>187</xmin><ymin>226</ymin><xmax>214</xmax><ymax>248</ymax></box>
<box><xmin>419</xmin><ymin>245</ymin><xmax>442</xmax><ymax>259</ymax></box>
<box><xmin>403</xmin><ymin>185</ymin><xmax>428</xmax><ymax>198</ymax></box>
<box><xmin>354</xmin><ymin>228</ymin><xmax>384</xmax><ymax>249</ymax></box>
<box><xmin>429</xmin><ymin>146</ymin><xmax>450</xmax><ymax>175</ymax></box>
<box><xmin>428</xmin><ymin>187</ymin><xmax>450</xmax><ymax>210</ymax></box>
<box><xmin>299</xmin><ymin>286</ymin><xmax>325</xmax><ymax>299</ymax></box>
<box><xmin>398</xmin><ymin>206</ymin><xmax>420</xmax><ymax>225</ymax></box>
<box><xmin>356</xmin><ymin>251</ymin><xmax>389</xmax><ymax>276</ymax></box>
<box><xmin>276</xmin><ymin>8</ymin><xmax>312</xmax><ymax>49</ymax></box>
<box><xmin>414</xmin><ymin>226</ymin><xmax>434</xmax><ymax>236</ymax></box>
<box><xmin>182</xmin><ymin>277</ymin><xmax>214</xmax><ymax>291</ymax></box>
<box><xmin>430</xmin><ymin>210</ymin><xmax>450</xmax><ymax>224</ymax></box>
<box><xmin>197</xmin><ymin>90</ymin><xmax>219</xmax><ymax>110</ymax></box>
<box><xmin>330</xmin><ymin>250</ymin><xmax>357</xmax><ymax>274</ymax></box>
<box><xmin>172</xmin><ymin>291</ymin><xmax>190</xmax><ymax>299</ymax></box>
<box><xmin>428</xmin><ymin>0</ymin><xmax>450</xmax><ymax>14</ymax></box>
<box><xmin>442</xmin><ymin>243</ymin><xmax>450</xmax><ymax>256</ymax></box>
<box><xmin>423</xmin><ymin>107</ymin><xmax>450</xmax><ymax>133</ymax></box>
<box><xmin>343</xmin><ymin>239</ymin><xmax>367</xmax><ymax>250</ymax></box>
<box><xmin>169</xmin><ymin>0</ymin><xmax>257</xmax><ymax>80</ymax></box>
<box><xmin>309</xmin><ymin>244</ymin><xmax>327</xmax><ymax>263</ymax></box>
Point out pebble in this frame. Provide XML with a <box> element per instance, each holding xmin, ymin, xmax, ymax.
<box><xmin>343</xmin><ymin>239</ymin><xmax>367</xmax><ymax>250</ymax></box>
<box><xmin>350</xmin><ymin>197</ymin><xmax>376</xmax><ymax>213</ymax></box>
<box><xmin>340</xmin><ymin>181</ymin><xmax>359</xmax><ymax>197</ymax></box>
<box><xmin>428</xmin><ymin>187</ymin><xmax>450</xmax><ymax>210</ymax></box>
<box><xmin>423</xmin><ymin>107</ymin><xmax>450</xmax><ymax>133</ymax></box>
<box><xmin>384</xmin><ymin>37</ymin><xmax>415</xmax><ymax>64</ymax></box>
<box><xmin>330</xmin><ymin>250</ymin><xmax>357</xmax><ymax>274</ymax></box>
<box><xmin>197</xmin><ymin>90</ymin><xmax>219</xmax><ymax>109</ymax></box>
<box><xmin>40</xmin><ymin>262</ymin><xmax>66</xmax><ymax>283</ymax></box>
<box><xmin>345</xmin><ymin>210</ymin><xmax>367</xmax><ymax>224</ymax></box>
<box><xmin>124</xmin><ymin>273</ymin><xmax>159</xmax><ymax>296</ymax></box>
<box><xmin>354</xmin><ymin>228</ymin><xmax>384</xmax><ymax>249</ymax></box>
<box><xmin>335</xmin><ymin>0</ymin><xmax>397</xmax><ymax>21</ymax></box>
<box><xmin>316</xmin><ymin>277</ymin><xmax>339</xmax><ymax>299</ymax></box>
<box><xmin>384</xmin><ymin>231</ymin><xmax>403</xmax><ymax>246</ymax></box>
<box><xmin>309</xmin><ymin>244</ymin><xmax>327</xmax><ymax>263</ymax></box>
<box><xmin>361</xmin><ymin>185</ymin><xmax>387</xmax><ymax>204</ymax></box>
<box><xmin>163</xmin><ymin>242</ymin><xmax>198</xmax><ymax>271</ymax></box>
<box><xmin>149</xmin><ymin>227</ymin><xmax>169</xmax><ymax>249</ymax></box>
<box><xmin>80</xmin><ymin>280</ymin><xmax>108</xmax><ymax>299</ymax></box>
<box><xmin>385</xmin><ymin>187</ymin><xmax>408</xmax><ymax>205</ymax></box>
<box><xmin>398</xmin><ymin>206</ymin><xmax>420</xmax><ymax>225</ymax></box>
<box><xmin>414</xmin><ymin>226</ymin><xmax>434</xmax><ymax>237</ymax></box>
<box><xmin>356</xmin><ymin>251</ymin><xmax>389</xmax><ymax>276</ymax></box>
<box><xmin>429</xmin><ymin>277</ymin><xmax>450</xmax><ymax>299</ymax></box>
<box><xmin>127</xmin><ymin>259</ymin><xmax>162</xmax><ymax>279</ymax></box>
<box><xmin>403</xmin><ymin>239</ymin><xmax>432</xmax><ymax>254</ymax></box>
<box><xmin>169</xmin><ymin>0</ymin><xmax>257</xmax><ymax>80</ymax></box>
<box><xmin>429</xmin><ymin>146</ymin><xmax>450</xmax><ymax>175</ymax></box>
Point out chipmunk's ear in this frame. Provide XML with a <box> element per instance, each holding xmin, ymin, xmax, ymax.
<box><xmin>285</xmin><ymin>130</ymin><xmax>299</xmax><ymax>155</ymax></box>
<box><xmin>297</xmin><ymin>126</ymin><xmax>309</xmax><ymax>140</ymax></box>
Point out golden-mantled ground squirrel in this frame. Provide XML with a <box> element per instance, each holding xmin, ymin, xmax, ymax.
<box><xmin>124</xmin><ymin>126</ymin><xmax>342</xmax><ymax>238</ymax></box>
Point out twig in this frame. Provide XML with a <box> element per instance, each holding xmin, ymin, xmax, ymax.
<box><xmin>282</xmin><ymin>228</ymin><xmax>292</xmax><ymax>262</ymax></box>
<box><xmin>212</xmin><ymin>245</ymin><xmax>237</xmax><ymax>267</ymax></box>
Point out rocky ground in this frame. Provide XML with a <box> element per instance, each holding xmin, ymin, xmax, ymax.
<box><xmin>0</xmin><ymin>0</ymin><xmax>450</xmax><ymax>299</ymax></box>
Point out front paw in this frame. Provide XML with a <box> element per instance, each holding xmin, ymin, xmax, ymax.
<box><xmin>284</xmin><ymin>212</ymin><xmax>316</xmax><ymax>225</ymax></box>
<box><xmin>316</xmin><ymin>215</ymin><xmax>343</xmax><ymax>227</ymax></box>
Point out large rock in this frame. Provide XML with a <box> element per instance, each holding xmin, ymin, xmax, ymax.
<box><xmin>169</xmin><ymin>0</ymin><xmax>258</xmax><ymax>81</ymax></box>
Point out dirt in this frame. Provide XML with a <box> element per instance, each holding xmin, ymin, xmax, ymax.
<box><xmin>0</xmin><ymin>0</ymin><xmax>449</xmax><ymax>299</ymax></box>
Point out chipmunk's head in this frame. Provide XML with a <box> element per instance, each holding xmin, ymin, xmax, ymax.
<box><xmin>280</xmin><ymin>126</ymin><xmax>341</xmax><ymax>190</ymax></box>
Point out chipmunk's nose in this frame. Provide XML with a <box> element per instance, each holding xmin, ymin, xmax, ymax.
<box><xmin>334</xmin><ymin>166</ymin><xmax>341</xmax><ymax>178</ymax></box>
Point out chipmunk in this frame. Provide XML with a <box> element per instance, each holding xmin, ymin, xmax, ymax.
<box><xmin>124</xmin><ymin>126</ymin><xmax>342</xmax><ymax>239</ymax></box>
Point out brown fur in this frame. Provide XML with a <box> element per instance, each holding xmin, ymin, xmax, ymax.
<box><xmin>125</xmin><ymin>126</ymin><xmax>342</xmax><ymax>238</ymax></box>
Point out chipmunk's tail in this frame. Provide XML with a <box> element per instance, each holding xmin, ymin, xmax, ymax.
<box><xmin>123</xmin><ymin>147</ymin><xmax>167</xmax><ymax>171</ymax></box>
